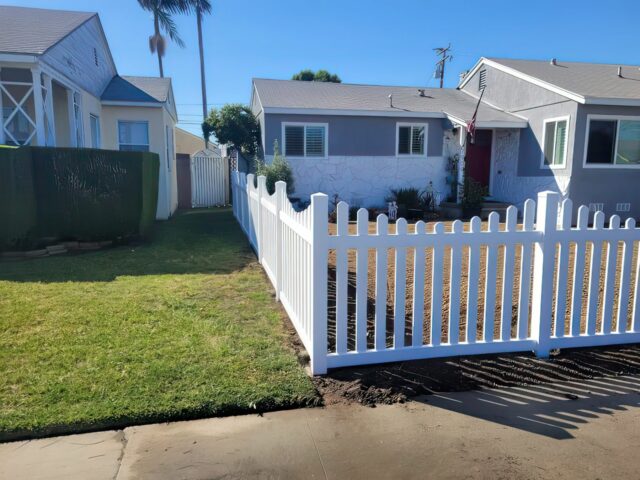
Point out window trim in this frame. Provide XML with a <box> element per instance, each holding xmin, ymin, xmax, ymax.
<box><xmin>540</xmin><ymin>115</ymin><xmax>570</xmax><ymax>169</ymax></box>
<box><xmin>583</xmin><ymin>114</ymin><xmax>640</xmax><ymax>169</ymax></box>
<box><xmin>281</xmin><ymin>122</ymin><xmax>329</xmax><ymax>159</ymax></box>
<box><xmin>395</xmin><ymin>122</ymin><xmax>428</xmax><ymax>158</ymax></box>
<box><xmin>117</xmin><ymin>120</ymin><xmax>150</xmax><ymax>151</ymax></box>
<box><xmin>89</xmin><ymin>113</ymin><xmax>101</xmax><ymax>148</ymax></box>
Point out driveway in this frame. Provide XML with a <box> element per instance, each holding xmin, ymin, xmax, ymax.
<box><xmin>2</xmin><ymin>374</ymin><xmax>640</xmax><ymax>479</ymax></box>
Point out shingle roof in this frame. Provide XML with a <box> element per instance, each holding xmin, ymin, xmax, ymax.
<box><xmin>0</xmin><ymin>5</ymin><xmax>95</xmax><ymax>55</ymax></box>
<box><xmin>487</xmin><ymin>57</ymin><xmax>640</xmax><ymax>101</ymax></box>
<box><xmin>253</xmin><ymin>78</ymin><xmax>525</xmax><ymax>126</ymax></box>
<box><xmin>101</xmin><ymin>76</ymin><xmax>171</xmax><ymax>103</ymax></box>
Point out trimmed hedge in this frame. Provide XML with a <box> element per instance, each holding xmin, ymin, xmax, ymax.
<box><xmin>0</xmin><ymin>147</ymin><xmax>159</xmax><ymax>250</ymax></box>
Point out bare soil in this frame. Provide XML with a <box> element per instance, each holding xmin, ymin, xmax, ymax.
<box><xmin>315</xmin><ymin>218</ymin><xmax>640</xmax><ymax>407</ymax></box>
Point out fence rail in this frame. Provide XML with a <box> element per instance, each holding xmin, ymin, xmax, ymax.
<box><xmin>232</xmin><ymin>172</ymin><xmax>640</xmax><ymax>374</ymax></box>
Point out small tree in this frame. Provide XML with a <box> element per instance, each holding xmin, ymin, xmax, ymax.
<box><xmin>202</xmin><ymin>104</ymin><xmax>260</xmax><ymax>157</ymax></box>
<box><xmin>255</xmin><ymin>141</ymin><xmax>294</xmax><ymax>194</ymax></box>
<box><xmin>291</xmin><ymin>69</ymin><xmax>341</xmax><ymax>83</ymax></box>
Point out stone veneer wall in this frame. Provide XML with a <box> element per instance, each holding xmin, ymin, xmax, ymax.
<box><xmin>490</xmin><ymin>129</ymin><xmax>570</xmax><ymax>211</ymax></box>
<box><xmin>265</xmin><ymin>155</ymin><xmax>449</xmax><ymax>208</ymax></box>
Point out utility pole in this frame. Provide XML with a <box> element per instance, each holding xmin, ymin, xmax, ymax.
<box><xmin>433</xmin><ymin>44</ymin><xmax>453</xmax><ymax>88</ymax></box>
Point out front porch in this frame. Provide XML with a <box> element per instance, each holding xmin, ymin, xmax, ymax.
<box><xmin>0</xmin><ymin>63</ymin><xmax>84</xmax><ymax>147</ymax></box>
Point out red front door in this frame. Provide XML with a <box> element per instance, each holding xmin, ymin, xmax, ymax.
<box><xmin>465</xmin><ymin>129</ymin><xmax>492</xmax><ymax>188</ymax></box>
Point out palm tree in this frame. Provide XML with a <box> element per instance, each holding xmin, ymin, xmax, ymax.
<box><xmin>189</xmin><ymin>0</ymin><xmax>212</xmax><ymax>146</ymax></box>
<box><xmin>138</xmin><ymin>0</ymin><xmax>191</xmax><ymax>78</ymax></box>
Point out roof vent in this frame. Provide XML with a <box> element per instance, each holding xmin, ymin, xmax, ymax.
<box><xmin>618</xmin><ymin>66</ymin><xmax>623</xmax><ymax>77</ymax></box>
<box><xmin>418</xmin><ymin>89</ymin><xmax>426</xmax><ymax>97</ymax></box>
<box><xmin>550</xmin><ymin>58</ymin><xmax>557</xmax><ymax>66</ymax></box>
<box><xmin>388</xmin><ymin>94</ymin><xmax>393</xmax><ymax>107</ymax></box>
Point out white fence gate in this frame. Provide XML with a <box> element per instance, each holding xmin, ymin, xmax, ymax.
<box><xmin>191</xmin><ymin>148</ymin><xmax>228</xmax><ymax>207</ymax></box>
<box><xmin>232</xmin><ymin>172</ymin><xmax>640</xmax><ymax>375</ymax></box>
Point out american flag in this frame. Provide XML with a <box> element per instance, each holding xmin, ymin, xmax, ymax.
<box><xmin>467</xmin><ymin>86</ymin><xmax>486</xmax><ymax>144</ymax></box>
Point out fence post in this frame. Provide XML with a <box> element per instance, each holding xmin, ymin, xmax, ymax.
<box><xmin>530</xmin><ymin>191</ymin><xmax>560</xmax><ymax>358</ymax></box>
<box><xmin>274</xmin><ymin>181</ymin><xmax>286</xmax><ymax>301</ymax></box>
<box><xmin>256</xmin><ymin>175</ymin><xmax>266</xmax><ymax>264</ymax></box>
<box><xmin>310</xmin><ymin>193</ymin><xmax>329</xmax><ymax>375</ymax></box>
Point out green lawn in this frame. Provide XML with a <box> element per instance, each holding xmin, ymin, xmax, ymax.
<box><xmin>0</xmin><ymin>208</ymin><xmax>317</xmax><ymax>440</ymax></box>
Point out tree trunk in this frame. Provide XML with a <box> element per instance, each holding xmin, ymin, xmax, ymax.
<box><xmin>154</xmin><ymin>13</ymin><xmax>164</xmax><ymax>78</ymax></box>
<box><xmin>196</xmin><ymin>9</ymin><xmax>208</xmax><ymax>148</ymax></box>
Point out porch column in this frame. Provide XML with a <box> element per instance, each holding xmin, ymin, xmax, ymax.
<box><xmin>42</xmin><ymin>74</ymin><xmax>55</xmax><ymax>146</ymax></box>
<box><xmin>30</xmin><ymin>67</ymin><xmax>46</xmax><ymax>146</ymax></box>
<box><xmin>456</xmin><ymin>125</ymin><xmax>466</xmax><ymax>203</ymax></box>
<box><xmin>0</xmin><ymin>67</ymin><xmax>4</xmax><ymax>145</ymax></box>
<box><xmin>67</xmin><ymin>88</ymin><xmax>77</xmax><ymax>147</ymax></box>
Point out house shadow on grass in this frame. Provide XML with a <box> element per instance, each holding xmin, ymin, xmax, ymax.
<box><xmin>0</xmin><ymin>208</ymin><xmax>256</xmax><ymax>283</ymax></box>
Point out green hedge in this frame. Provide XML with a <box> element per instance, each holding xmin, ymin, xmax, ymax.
<box><xmin>0</xmin><ymin>147</ymin><xmax>159</xmax><ymax>250</ymax></box>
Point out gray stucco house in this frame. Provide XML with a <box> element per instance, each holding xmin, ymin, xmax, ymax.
<box><xmin>251</xmin><ymin>57</ymin><xmax>640</xmax><ymax>218</ymax></box>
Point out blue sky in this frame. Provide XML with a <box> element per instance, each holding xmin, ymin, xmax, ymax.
<box><xmin>6</xmin><ymin>0</ymin><xmax>640</xmax><ymax>135</ymax></box>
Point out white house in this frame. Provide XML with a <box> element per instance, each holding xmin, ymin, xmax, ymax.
<box><xmin>0</xmin><ymin>5</ymin><xmax>178</xmax><ymax>219</ymax></box>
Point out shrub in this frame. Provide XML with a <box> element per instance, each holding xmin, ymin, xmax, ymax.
<box><xmin>255</xmin><ymin>140</ymin><xmax>294</xmax><ymax>194</ymax></box>
<box><xmin>461</xmin><ymin>175</ymin><xmax>488</xmax><ymax>210</ymax></box>
<box><xmin>387</xmin><ymin>187</ymin><xmax>423</xmax><ymax>209</ymax></box>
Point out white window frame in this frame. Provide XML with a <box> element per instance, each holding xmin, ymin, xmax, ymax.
<box><xmin>395</xmin><ymin>122</ymin><xmax>428</xmax><ymax>158</ymax></box>
<box><xmin>540</xmin><ymin>115</ymin><xmax>570</xmax><ymax>169</ymax></box>
<box><xmin>281</xmin><ymin>122</ymin><xmax>328</xmax><ymax>159</ymax></box>
<box><xmin>117</xmin><ymin>120</ymin><xmax>150</xmax><ymax>152</ymax></box>
<box><xmin>583</xmin><ymin>114</ymin><xmax>640</xmax><ymax>169</ymax></box>
<box><xmin>89</xmin><ymin>113</ymin><xmax>101</xmax><ymax>148</ymax></box>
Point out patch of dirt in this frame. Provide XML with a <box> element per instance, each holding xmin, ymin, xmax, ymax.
<box><xmin>313</xmin><ymin>344</ymin><xmax>640</xmax><ymax>407</ymax></box>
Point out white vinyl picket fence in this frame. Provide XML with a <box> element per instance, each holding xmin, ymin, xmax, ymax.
<box><xmin>191</xmin><ymin>148</ymin><xmax>228</xmax><ymax>207</ymax></box>
<box><xmin>232</xmin><ymin>172</ymin><xmax>640</xmax><ymax>375</ymax></box>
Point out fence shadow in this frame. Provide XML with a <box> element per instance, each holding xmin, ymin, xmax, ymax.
<box><xmin>421</xmin><ymin>374</ymin><xmax>640</xmax><ymax>440</ymax></box>
<box><xmin>0</xmin><ymin>208</ymin><xmax>255</xmax><ymax>283</ymax></box>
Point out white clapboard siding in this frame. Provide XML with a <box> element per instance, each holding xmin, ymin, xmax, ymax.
<box><xmin>191</xmin><ymin>149</ymin><xmax>228</xmax><ymax>208</ymax></box>
<box><xmin>231</xmin><ymin>173</ymin><xmax>640</xmax><ymax>375</ymax></box>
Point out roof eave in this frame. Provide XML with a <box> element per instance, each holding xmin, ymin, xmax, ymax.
<box><xmin>444</xmin><ymin>112</ymin><xmax>528</xmax><ymax>129</ymax></box>
<box><xmin>583</xmin><ymin>96</ymin><xmax>640</xmax><ymax>107</ymax></box>
<box><xmin>263</xmin><ymin>106</ymin><xmax>446</xmax><ymax>118</ymax></box>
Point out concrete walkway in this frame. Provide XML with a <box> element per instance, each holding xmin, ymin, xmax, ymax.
<box><xmin>2</xmin><ymin>375</ymin><xmax>640</xmax><ymax>480</ymax></box>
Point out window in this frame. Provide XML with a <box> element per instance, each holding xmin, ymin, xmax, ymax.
<box><xmin>479</xmin><ymin>69</ymin><xmax>487</xmax><ymax>90</ymax></box>
<box><xmin>585</xmin><ymin>116</ymin><xmax>640</xmax><ymax>166</ymax></box>
<box><xmin>396</xmin><ymin>123</ymin><xmax>427</xmax><ymax>156</ymax></box>
<box><xmin>542</xmin><ymin>117</ymin><xmax>569</xmax><ymax>167</ymax></box>
<box><xmin>283</xmin><ymin>123</ymin><xmax>327</xmax><ymax>157</ymax></box>
<box><xmin>90</xmin><ymin>114</ymin><xmax>100</xmax><ymax>148</ymax></box>
<box><xmin>118</xmin><ymin>121</ymin><xmax>149</xmax><ymax>152</ymax></box>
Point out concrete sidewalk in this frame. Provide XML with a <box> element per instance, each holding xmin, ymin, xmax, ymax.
<box><xmin>2</xmin><ymin>375</ymin><xmax>640</xmax><ymax>480</ymax></box>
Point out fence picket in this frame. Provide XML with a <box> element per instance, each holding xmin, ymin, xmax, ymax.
<box><xmin>430</xmin><ymin>223</ymin><xmax>445</xmax><ymax>346</ymax></box>
<box><xmin>335</xmin><ymin>202</ymin><xmax>349</xmax><ymax>354</ymax></box>
<box><xmin>448</xmin><ymin>220</ymin><xmax>463</xmax><ymax>344</ymax></box>
<box><xmin>570</xmin><ymin>206</ymin><xmax>590</xmax><ymax>336</ymax></box>
<box><xmin>412</xmin><ymin>221</ymin><xmax>426</xmax><ymax>347</ymax></box>
<box><xmin>501</xmin><ymin>206</ymin><xmax>517</xmax><ymax>341</ymax></box>
<box><xmin>466</xmin><ymin>217</ymin><xmax>481</xmax><ymax>343</ymax></box>
<box><xmin>554</xmin><ymin>199</ymin><xmax>573</xmax><ymax>337</ymax></box>
<box><xmin>393</xmin><ymin>218</ymin><xmax>408</xmax><ymax>349</ymax></box>
<box><xmin>483</xmin><ymin>212</ymin><xmax>500</xmax><ymax>342</ymax></box>
<box><xmin>601</xmin><ymin>215</ymin><xmax>620</xmax><ymax>334</ymax></box>
<box><xmin>356</xmin><ymin>209</ymin><xmax>369</xmax><ymax>352</ymax></box>
<box><xmin>617</xmin><ymin>218</ymin><xmax>636</xmax><ymax>333</ymax></box>
<box><xmin>586</xmin><ymin>211</ymin><xmax>605</xmax><ymax>336</ymax></box>
<box><xmin>375</xmin><ymin>215</ymin><xmax>389</xmax><ymax>350</ymax></box>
